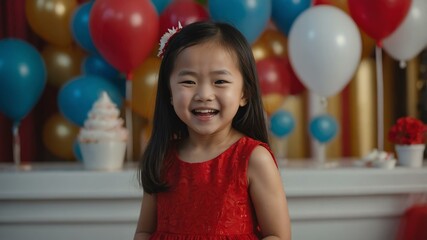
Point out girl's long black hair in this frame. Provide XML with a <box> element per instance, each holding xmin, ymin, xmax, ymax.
<box><xmin>138</xmin><ymin>21</ymin><xmax>269</xmax><ymax>194</ymax></box>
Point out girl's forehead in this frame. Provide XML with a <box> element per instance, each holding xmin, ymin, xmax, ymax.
<box><xmin>174</xmin><ymin>42</ymin><xmax>239</xmax><ymax>68</ymax></box>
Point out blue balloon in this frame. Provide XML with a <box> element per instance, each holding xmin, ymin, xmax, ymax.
<box><xmin>82</xmin><ymin>55</ymin><xmax>120</xmax><ymax>80</ymax></box>
<box><xmin>70</xmin><ymin>2</ymin><xmax>99</xmax><ymax>55</ymax></box>
<box><xmin>0</xmin><ymin>39</ymin><xmax>46</xmax><ymax>122</ymax></box>
<box><xmin>209</xmin><ymin>0</ymin><xmax>272</xmax><ymax>43</ymax></box>
<box><xmin>58</xmin><ymin>75</ymin><xmax>123</xmax><ymax>126</ymax></box>
<box><xmin>272</xmin><ymin>0</ymin><xmax>311</xmax><ymax>36</ymax></box>
<box><xmin>111</xmin><ymin>75</ymin><xmax>126</xmax><ymax>98</ymax></box>
<box><xmin>270</xmin><ymin>110</ymin><xmax>295</xmax><ymax>138</ymax></box>
<box><xmin>309</xmin><ymin>114</ymin><xmax>338</xmax><ymax>143</ymax></box>
<box><xmin>151</xmin><ymin>0</ymin><xmax>172</xmax><ymax>14</ymax></box>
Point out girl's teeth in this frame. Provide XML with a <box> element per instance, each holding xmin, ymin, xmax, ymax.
<box><xmin>195</xmin><ymin>109</ymin><xmax>215</xmax><ymax>113</ymax></box>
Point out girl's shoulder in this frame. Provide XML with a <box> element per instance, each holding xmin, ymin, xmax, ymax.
<box><xmin>243</xmin><ymin>137</ymin><xmax>277</xmax><ymax>168</ymax></box>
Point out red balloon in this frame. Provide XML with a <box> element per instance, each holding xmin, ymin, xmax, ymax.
<box><xmin>285</xmin><ymin>58</ymin><xmax>306</xmax><ymax>95</ymax></box>
<box><xmin>348</xmin><ymin>0</ymin><xmax>411</xmax><ymax>45</ymax></box>
<box><xmin>256</xmin><ymin>57</ymin><xmax>290</xmax><ymax>96</ymax></box>
<box><xmin>159</xmin><ymin>0</ymin><xmax>209</xmax><ymax>36</ymax></box>
<box><xmin>90</xmin><ymin>0</ymin><xmax>159</xmax><ymax>74</ymax></box>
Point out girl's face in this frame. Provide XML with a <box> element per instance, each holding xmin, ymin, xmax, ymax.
<box><xmin>169</xmin><ymin>42</ymin><xmax>247</xmax><ymax>137</ymax></box>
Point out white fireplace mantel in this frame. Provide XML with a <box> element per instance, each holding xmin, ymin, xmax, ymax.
<box><xmin>1</xmin><ymin>160</ymin><xmax>426</xmax><ymax>240</ymax></box>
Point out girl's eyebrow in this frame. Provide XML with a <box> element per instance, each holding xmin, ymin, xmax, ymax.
<box><xmin>177</xmin><ymin>70</ymin><xmax>197</xmax><ymax>76</ymax></box>
<box><xmin>211</xmin><ymin>70</ymin><xmax>232</xmax><ymax>76</ymax></box>
<box><xmin>177</xmin><ymin>69</ymin><xmax>233</xmax><ymax>76</ymax></box>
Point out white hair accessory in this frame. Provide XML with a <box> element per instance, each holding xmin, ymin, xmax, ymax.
<box><xmin>157</xmin><ymin>21</ymin><xmax>183</xmax><ymax>57</ymax></box>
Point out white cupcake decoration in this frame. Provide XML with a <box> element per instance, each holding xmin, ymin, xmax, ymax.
<box><xmin>78</xmin><ymin>91</ymin><xmax>128</xmax><ymax>143</ymax></box>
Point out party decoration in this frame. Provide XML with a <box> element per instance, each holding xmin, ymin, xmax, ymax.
<box><xmin>71</xmin><ymin>1</ymin><xmax>98</xmax><ymax>55</ymax></box>
<box><xmin>262</xmin><ymin>93</ymin><xmax>285</xmax><ymax>116</ymax></box>
<box><xmin>270</xmin><ymin>110</ymin><xmax>295</xmax><ymax>138</ymax></box>
<box><xmin>159</xmin><ymin>1</ymin><xmax>209</xmax><ymax>39</ymax></box>
<box><xmin>315</xmin><ymin>0</ymin><xmax>347</xmax><ymax>11</ymax></box>
<box><xmin>0</xmin><ymin>39</ymin><xmax>46</xmax><ymax>122</ymax></box>
<box><xmin>42</xmin><ymin>113</ymin><xmax>79</xmax><ymax>160</ymax></box>
<box><xmin>256</xmin><ymin>57</ymin><xmax>290</xmax><ymax>96</ymax></box>
<box><xmin>89</xmin><ymin>0</ymin><xmax>159</xmax><ymax>74</ymax></box>
<box><xmin>152</xmin><ymin>0</ymin><xmax>172</xmax><ymax>14</ymax></box>
<box><xmin>195</xmin><ymin>0</ymin><xmax>207</xmax><ymax>5</ymax></box>
<box><xmin>288</xmin><ymin>6</ymin><xmax>361</xmax><ymax>97</ymax></box>
<box><xmin>348</xmin><ymin>0</ymin><xmax>411</xmax><ymax>150</ymax></box>
<box><xmin>132</xmin><ymin>57</ymin><xmax>161</xmax><ymax>120</ymax></box>
<box><xmin>82</xmin><ymin>55</ymin><xmax>120</xmax><ymax>80</ymax></box>
<box><xmin>112</xmin><ymin>75</ymin><xmax>126</xmax><ymax>98</ymax></box>
<box><xmin>209</xmin><ymin>0</ymin><xmax>271</xmax><ymax>43</ymax></box>
<box><xmin>42</xmin><ymin>44</ymin><xmax>85</xmax><ymax>87</ymax></box>
<box><xmin>271</xmin><ymin>0</ymin><xmax>311</xmax><ymax>36</ymax></box>
<box><xmin>285</xmin><ymin>59</ymin><xmax>305</xmax><ymax>95</ymax></box>
<box><xmin>309</xmin><ymin>114</ymin><xmax>338</xmax><ymax>143</ymax></box>
<box><xmin>313</xmin><ymin>0</ymin><xmax>375</xmax><ymax>58</ymax></box>
<box><xmin>25</xmin><ymin>0</ymin><xmax>78</xmax><ymax>46</ymax></box>
<box><xmin>73</xmin><ymin>140</ymin><xmax>83</xmax><ymax>162</ymax></box>
<box><xmin>383</xmin><ymin>0</ymin><xmax>427</xmax><ymax>67</ymax></box>
<box><xmin>348</xmin><ymin>0</ymin><xmax>411</xmax><ymax>45</ymax></box>
<box><xmin>252</xmin><ymin>29</ymin><xmax>288</xmax><ymax>62</ymax></box>
<box><xmin>58</xmin><ymin>75</ymin><xmax>123</xmax><ymax>126</ymax></box>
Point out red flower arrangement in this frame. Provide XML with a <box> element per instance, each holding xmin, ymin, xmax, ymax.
<box><xmin>388</xmin><ymin>117</ymin><xmax>427</xmax><ymax>145</ymax></box>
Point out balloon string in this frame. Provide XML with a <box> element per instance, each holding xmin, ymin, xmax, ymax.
<box><xmin>12</xmin><ymin>122</ymin><xmax>21</xmax><ymax>166</ymax></box>
<box><xmin>125</xmin><ymin>76</ymin><xmax>133</xmax><ymax>164</ymax></box>
<box><xmin>314</xmin><ymin>141</ymin><xmax>326</xmax><ymax>167</ymax></box>
<box><xmin>320</xmin><ymin>97</ymin><xmax>328</xmax><ymax>113</ymax></box>
<box><xmin>375</xmin><ymin>46</ymin><xmax>384</xmax><ymax>151</ymax></box>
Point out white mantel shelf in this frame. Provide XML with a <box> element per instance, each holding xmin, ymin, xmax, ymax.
<box><xmin>1</xmin><ymin>160</ymin><xmax>427</xmax><ymax>240</ymax></box>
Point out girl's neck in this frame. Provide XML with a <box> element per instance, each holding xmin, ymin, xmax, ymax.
<box><xmin>183</xmin><ymin>128</ymin><xmax>243</xmax><ymax>151</ymax></box>
<box><xmin>177</xmin><ymin>128</ymin><xmax>244</xmax><ymax>163</ymax></box>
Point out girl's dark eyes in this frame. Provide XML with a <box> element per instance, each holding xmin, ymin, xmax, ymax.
<box><xmin>179</xmin><ymin>80</ymin><xmax>195</xmax><ymax>85</ymax></box>
<box><xmin>215</xmin><ymin>80</ymin><xmax>229</xmax><ymax>84</ymax></box>
<box><xmin>178</xmin><ymin>80</ymin><xmax>230</xmax><ymax>85</ymax></box>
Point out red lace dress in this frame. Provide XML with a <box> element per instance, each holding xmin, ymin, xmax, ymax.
<box><xmin>150</xmin><ymin>136</ymin><xmax>274</xmax><ymax>240</ymax></box>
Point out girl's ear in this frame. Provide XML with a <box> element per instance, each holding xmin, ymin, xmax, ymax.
<box><xmin>239</xmin><ymin>95</ymin><xmax>247</xmax><ymax>107</ymax></box>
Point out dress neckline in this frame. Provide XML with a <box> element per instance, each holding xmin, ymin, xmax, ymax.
<box><xmin>173</xmin><ymin>136</ymin><xmax>246</xmax><ymax>165</ymax></box>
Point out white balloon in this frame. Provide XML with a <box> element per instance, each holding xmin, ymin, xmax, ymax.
<box><xmin>288</xmin><ymin>6</ymin><xmax>361</xmax><ymax>97</ymax></box>
<box><xmin>383</xmin><ymin>0</ymin><xmax>427</xmax><ymax>67</ymax></box>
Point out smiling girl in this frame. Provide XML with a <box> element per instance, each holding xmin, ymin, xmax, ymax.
<box><xmin>134</xmin><ymin>21</ymin><xmax>291</xmax><ymax>240</ymax></box>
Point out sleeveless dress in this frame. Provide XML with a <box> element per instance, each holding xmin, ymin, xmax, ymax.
<box><xmin>149</xmin><ymin>136</ymin><xmax>275</xmax><ymax>240</ymax></box>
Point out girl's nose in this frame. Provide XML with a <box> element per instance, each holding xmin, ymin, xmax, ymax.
<box><xmin>194</xmin><ymin>84</ymin><xmax>214</xmax><ymax>102</ymax></box>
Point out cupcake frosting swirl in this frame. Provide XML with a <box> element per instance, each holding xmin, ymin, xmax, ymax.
<box><xmin>78</xmin><ymin>92</ymin><xmax>128</xmax><ymax>142</ymax></box>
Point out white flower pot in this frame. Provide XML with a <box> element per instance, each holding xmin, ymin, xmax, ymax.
<box><xmin>395</xmin><ymin>144</ymin><xmax>426</xmax><ymax>167</ymax></box>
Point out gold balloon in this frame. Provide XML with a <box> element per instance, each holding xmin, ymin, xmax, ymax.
<box><xmin>143</xmin><ymin>121</ymin><xmax>153</xmax><ymax>140</ymax></box>
<box><xmin>42</xmin><ymin>113</ymin><xmax>79</xmax><ymax>160</ymax></box>
<box><xmin>25</xmin><ymin>0</ymin><xmax>77</xmax><ymax>46</ymax></box>
<box><xmin>131</xmin><ymin>57</ymin><xmax>161</xmax><ymax>121</ymax></box>
<box><xmin>327</xmin><ymin>0</ymin><xmax>349</xmax><ymax>13</ymax></box>
<box><xmin>262</xmin><ymin>93</ymin><xmax>285</xmax><ymax>116</ymax></box>
<box><xmin>42</xmin><ymin>44</ymin><xmax>85</xmax><ymax>87</ymax></box>
<box><xmin>252</xmin><ymin>29</ymin><xmax>288</xmax><ymax>62</ymax></box>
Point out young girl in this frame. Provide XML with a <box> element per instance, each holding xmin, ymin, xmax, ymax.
<box><xmin>134</xmin><ymin>21</ymin><xmax>291</xmax><ymax>240</ymax></box>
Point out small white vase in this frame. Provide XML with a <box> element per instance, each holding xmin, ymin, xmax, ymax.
<box><xmin>395</xmin><ymin>144</ymin><xmax>426</xmax><ymax>167</ymax></box>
